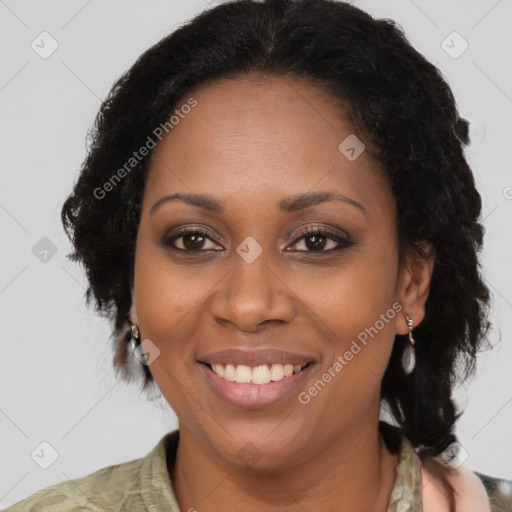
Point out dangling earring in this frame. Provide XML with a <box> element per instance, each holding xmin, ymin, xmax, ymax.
<box><xmin>130</xmin><ymin>323</ymin><xmax>141</xmax><ymax>351</ymax></box>
<box><xmin>401</xmin><ymin>314</ymin><xmax>416</xmax><ymax>374</ymax></box>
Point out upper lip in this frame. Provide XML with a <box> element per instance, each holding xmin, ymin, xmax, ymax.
<box><xmin>198</xmin><ymin>348</ymin><xmax>317</xmax><ymax>367</ymax></box>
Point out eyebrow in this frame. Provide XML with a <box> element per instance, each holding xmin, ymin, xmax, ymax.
<box><xmin>150</xmin><ymin>191</ymin><xmax>367</xmax><ymax>216</ymax></box>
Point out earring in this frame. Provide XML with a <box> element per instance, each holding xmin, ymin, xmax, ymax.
<box><xmin>401</xmin><ymin>314</ymin><xmax>416</xmax><ymax>374</ymax></box>
<box><xmin>130</xmin><ymin>323</ymin><xmax>141</xmax><ymax>351</ymax></box>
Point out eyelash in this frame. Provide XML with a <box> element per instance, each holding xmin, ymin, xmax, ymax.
<box><xmin>161</xmin><ymin>226</ymin><xmax>352</xmax><ymax>255</ymax></box>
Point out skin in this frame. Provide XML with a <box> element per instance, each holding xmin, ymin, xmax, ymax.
<box><xmin>129</xmin><ymin>74</ymin><xmax>435</xmax><ymax>511</ymax></box>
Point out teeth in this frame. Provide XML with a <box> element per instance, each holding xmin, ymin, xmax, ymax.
<box><xmin>224</xmin><ymin>364</ymin><xmax>236</xmax><ymax>381</ymax></box>
<box><xmin>252</xmin><ymin>365</ymin><xmax>271</xmax><ymax>384</ymax></box>
<box><xmin>235</xmin><ymin>365</ymin><xmax>252</xmax><ymax>383</ymax></box>
<box><xmin>213</xmin><ymin>364</ymin><xmax>225</xmax><ymax>378</ymax></box>
<box><xmin>283</xmin><ymin>364</ymin><xmax>294</xmax><ymax>377</ymax></box>
<box><xmin>269</xmin><ymin>364</ymin><xmax>284</xmax><ymax>381</ymax></box>
<box><xmin>209</xmin><ymin>362</ymin><xmax>307</xmax><ymax>384</ymax></box>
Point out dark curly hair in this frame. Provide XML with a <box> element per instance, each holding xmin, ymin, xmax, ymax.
<box><xmin>61</xmin><ymin>0</ymin><xmax>491</xmax><ymax>506</ymax></box>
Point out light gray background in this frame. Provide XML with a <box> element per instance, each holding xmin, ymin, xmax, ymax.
<box><xmin>1</xmin><ymin>0</ymin><xmax>511</xmax><ymax>508</ymax></box>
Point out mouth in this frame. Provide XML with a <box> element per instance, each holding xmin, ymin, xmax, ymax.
<box><xmin>200</xmin><ymin>361</ymin><xmax>314</xmax><ymax>384</ymax></box>
<box><xmin>198</xmin><ymin>358</ymin><xmax>316</xmax><ymax>409</ymax></box>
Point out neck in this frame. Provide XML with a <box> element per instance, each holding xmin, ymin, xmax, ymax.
<box><xmin>170</xmin><ymin>409</ymin><xmax>399</xmax><ymax>512</ymax></box>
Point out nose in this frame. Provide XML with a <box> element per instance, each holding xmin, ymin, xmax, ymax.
<box><xmin>209</xmin><ymin>247</ymin><xmax>297</xmax><ymax>333</ymax></box>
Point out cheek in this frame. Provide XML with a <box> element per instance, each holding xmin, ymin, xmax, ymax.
<box><xmin>298</xmin><ymin>300</ymin><xmax>397</xmax><ymax>435</ymax></box>
<box><xmin>132</xmin><ymin>242</ymin><xmax>207</xmax><ymax>422</ymax></box>
<box><xmin>132</xmin><ymin>230</ymin><xmax>207</xmax><ymax>369</ymax></box>
<box><xmin>299</xmin><ymin>238</ymin><xmax>399</xmax><ymax>340</ymax></box>
<box><xmin>296</xmin><ymin>239</ymin><xmax>399</xmax><ymax>409</ymax></box>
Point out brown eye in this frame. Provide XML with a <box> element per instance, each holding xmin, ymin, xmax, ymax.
<box><xmin>162</xmin><ymin>229</ymin><xmax>222</xmax><ymax>252</ymax></box>
<box><xmin>288</xmin><ymin>228</ymin><xmax>352</xmax><ymax>253</ymax></box>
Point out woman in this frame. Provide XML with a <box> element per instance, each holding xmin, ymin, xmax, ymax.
<box><xmin>6</xmin><ymin>0</ymin><xmax>495</xmax><ymax>510</ymax></box>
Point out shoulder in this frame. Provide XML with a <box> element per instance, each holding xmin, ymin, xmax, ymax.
<box><xmin>421</xmin><ymin>462</ymin><xmax>491</xmax><ymax>512</ymax></box>
<box><xmin>3</xmin><ymin>456</ymin><xmax>144</xmax><ymax>512</ymax></box>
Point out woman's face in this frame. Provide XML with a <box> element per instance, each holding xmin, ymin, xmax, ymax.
<box><xmin>131</xmin><ymin>75</ymin><xmax>429</xmax><ymax>469</ymax></box>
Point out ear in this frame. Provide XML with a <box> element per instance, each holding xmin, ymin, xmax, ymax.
<box><xmin>129</xmin><ymin>288</ymin><xmax>139</xmax><ymax>325</ymax></box>
<box><xmin>395</xmin><ymin>243</ymin><xmax>435</xmax><ymax>336</ymax></box>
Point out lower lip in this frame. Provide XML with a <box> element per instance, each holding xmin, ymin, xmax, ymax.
<box><xmin>200</xmin><ymin>363</ymin><xmax>315</xmax><ymax>409</ymax></box>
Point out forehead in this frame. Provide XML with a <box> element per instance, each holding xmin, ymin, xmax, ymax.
<box><xmin>144</xmin><ymin>75</ymin><xmax>391</xmax><ymax>216</ymax></box>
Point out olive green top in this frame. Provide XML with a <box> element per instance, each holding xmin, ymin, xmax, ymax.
<box><xmin>4</xmin><ymin>430</ymin><xmax>423</xmax><ymax>511</ymax></box>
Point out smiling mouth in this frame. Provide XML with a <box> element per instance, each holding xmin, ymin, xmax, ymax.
<box><xmin>201</xmin><ymin>362</ymin><xmax>314</xmax><ymax>385</ymax></box>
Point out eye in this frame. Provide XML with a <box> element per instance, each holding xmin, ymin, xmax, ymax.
<box><xmin>161</xmin><ymin>226</ymin><xmax>353</xmax><ymax>255</ymax></box>
<box><xmin>161</xmin><ymin>229</ymin><xmax>222</xmax><ymax>252</ymax></box>
<box><xmin>287</xmin><ymin>226</ymin><xmax>352</xmax><ymax>253</ymax></box>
